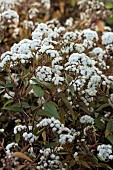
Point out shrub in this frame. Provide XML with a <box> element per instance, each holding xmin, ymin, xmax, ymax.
<box><xmin>0</xmin><ymin>0</ymin><xmax>113</xmax><ymax>169</ymax></box>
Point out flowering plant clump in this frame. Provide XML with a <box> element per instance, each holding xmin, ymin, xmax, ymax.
<box><xmin>0</xmin><ymin>0</ymin><xmax>113</xmax><ymax>169</ymax></box>
<box><xmin>0</xmin><ymin>0</ymin><xmax>51</xmax><ymax>54</ymax></box>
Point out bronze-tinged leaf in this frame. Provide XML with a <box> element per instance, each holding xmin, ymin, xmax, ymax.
<box><xmin>17</xmin><ymin>165</ymin><xmax>26</xmax><ymax>170</ymax></box>
<box><xmin>53</xmin><ymin>10</ymin><xmax>61</xmax><ymax>19</ymax></box>
<box><xmin>5</xmin><ymin>45</ymin><xmax>10</xmax><ymax>51</ymax></box>
<box><xmin>13</xmin><ymin>152</ymin><xmax>33</xmax><ymax>162</ymax></box>
<box><xmin>42</xmin><ymin>131</ymin><xmax>46</xmax><ymax>145</ymax></box>
<box><xmin>105</xmin><ymin>67</ymin><xmax>113</xmax><ymax>76</ymax></box>
<box><xmin>59</xmin><ymin>1</ymin><xmax>65</xmax><ymax>14</ymax></box>
<box><xmin>19</xmin><ymin>27</ymin><xmax>24</xmax><ymax>39</ymax></box>
<box><xmin>80</xmin><ymin>19</ymin><xmax>89</xmax><ymax>26</ymax></box>
<box><xmin>97</xmin><ymin>20</ymin><xmax>104</xmax><ymax>32</ymax></box>
<box><xmin>0</xmin><ymin>76</ymin><xmax>5</xmax><ymax>82</ymax></box>
<box><xmin>20</xmin><ymin>144</ymin><xmax>30</xmax><ymax>153</ymax></box>
<box><xmin>1</xmin><ymin>139</ymin><xmax>4</xmax><ymax>147</ymax></box>
<box><xmin>44</xmin><ymin>14</ymin><xmax>50</xmax><ymax>22</ymax></box>
<box><xmin>3</xmin><ymin>38</ymin><xmax>8</xmax><ymax>42</ymax></box>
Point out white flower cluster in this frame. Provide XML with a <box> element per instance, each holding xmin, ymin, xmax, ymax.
<box><xmin>102</xmin><ymin>32</ymin><xmax>113</xmax><ymax>45</ymax></box>
<box><xmin>29</xmin><ymin>7</ymin><xmax>39</xmax><ymax>19</ymax></box>
<box><xmin>14</xmin><ymin>125</ymin><xmax>27</xmax><ymax>134</ymax></box>
<box><xmin>65</xmin><ymin>17</ymin><xmax>73</xmax><ymax>27</ymax></box>
<box><xmin>65</xmin><ymin>52</ymin><xmax>102</xmax><ymax>99</ymax></box>
<box><xmin>32</xmin><ymin>23</ymin><xmax>52</xmax><ymax>40</ymax></box>
<box><xmin>36</xmin><ymin>66</ymin><xmax>52</xmax><ymax>82</ymax></box>
<box><xmin>6</xmin><ymin>142</ymin><xmax>18</xmax><ymax>158</ymax></box>
<box><xmin>75</xmin><ymin>44</ymin><xmax>85</xmax><ymax>53</ymax></box>
<box><xmin>41</xmin><ymin>0</ymin><xmax>50</xmax><ymax>10</ymax></box>
<box><xmin>23</xmin><ymin>20</ymin><xmax>35</xmax><ymax>30</ymax></box>
<box><xmin>73</xmin><ymin>152</ymin><xmax>78</xmax><ymax>159</ymax></box>
<box><xmin>3</xmin><ymin>91</ymin><xmax>15</xmax><ymax>99</ymax></box>
<box><xmin>0</xmin><ymin>10</ymin><xmax>19</xmax><ymax>23</ymax></box>
<box><xmin>0</xmin><ymin>0</ymin><xmax>17</xmax><ymax>10</ymax></box>
<box><xmin>52</xmin><ymin>56</ymin><xmax>63</xmax><ymax>74</ymax></box>
<box><xmin>91</xmin><ymin>47</ymin><xmax>108</xmax><ymax>69</ymax></box>
<box><xmin>77</xmin><ymin>0</ymin><xmax>107</xmax><ymax>22</ymax></box>
<box><xmin>14</xmin><ymin>125</ymin><xmax>36</xmax><ymax>145</ymax></box>
<box><xmin>23</xmin><ymin>132</ymin><xmax>36</xmax><ymax>145</ymax></box>
<box><xmin>37</xmin><ymin>117</ymin><xmax>78</xmax><ymax>144</ymax></box>
<box><xmin>0</xmin><ymin>39</ymin><xmax>40</xmax><ymax>67</ymax></box>
<box><xmin>108</xmin><ymin>93</ymin><xmax>113</xmax><ymax>108</ymax></box>
<box><xmin>6</xmin><ymin>73</ymin><xmax>19</xmax><ymax>85</ymax></box>
<box><xmin>0</xmin><ymin>128</ymin><xmax>4</xmax><ymax>133</ymax></box>
<box><xmin>1</xmin><ymin>22</ymin><xmax>113</xmax><ymax>106</ymax></box>
<box><xmin>97</xmin><ymin>144</ymin><xmax>113</xmax><ymax>161</ymax></box>
<box><xmin>110</xmin><ymin>94</ymin><xmax>113</xmax><ymax>102</ymax></box>
<box><xmin>63</xmin><ymin>31</ymin><xmax>80</xmax><ymax>41</ymax></box>
<box><xmin>37</xmin><ymin>147</ymin><xmax>64</xmax><ymax>170</ymax></box>
<box><xmin>82</xmin><ymin>29</ymin><xmax>99</xmax><ymax>41</ymax></box>
<box><xmin>52</xmin><ymin>74</ymin><xmax>64</xmax><ymax>85</ymax></box>
<box><xmin>80</xmin><ymin>115</ymin><xmax>94</xmax><ymax>124</ymax></box>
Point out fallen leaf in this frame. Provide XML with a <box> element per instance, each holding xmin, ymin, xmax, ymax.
<box><xmin>42</xmin><ymin>131</ymin><xmax>46</xmax><ymax>145</ymax></box>
<box><xmin>13</xmin><ymin>152</ymin><xmax>33</xmax><ymax>162</ymax></box>
<box><xmin>97</xmin><ymin>20</ymin><xmax>104</xmax><ymax>32</ymax></box>
<box><xmin>20</xmin><ymin>144</ymin><xmax>30</xmax><ymax>153</ymax></box>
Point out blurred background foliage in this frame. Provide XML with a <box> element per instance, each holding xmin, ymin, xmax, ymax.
<box><xmin>0</xmin><ymin>0</ymin><xmax>113</xmax><ymax>55</ymax></box>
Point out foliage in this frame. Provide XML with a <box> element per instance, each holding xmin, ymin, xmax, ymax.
<box><xmin>0</xmin><ymin>0</ymin><xmax>113</xmax><ymax>170</ymax></box>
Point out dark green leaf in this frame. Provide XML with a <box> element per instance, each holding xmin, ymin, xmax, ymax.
<box><xmin>95</xmin><ymin>117</ymin><xmax>105</xmax><ymax>130</ymax></box>
<box><xmin>33</xmin><ymin>85</ymin><xmax>44</xmax><ymax>97</ymax></box>
<box><xmin>66</xmin><ymin>74</ymin><xmax>74</xmax><ymax>96</ymax></box>
<box><xmin>2</xmin><ymin>102</ymin><xmax>24</xmax><ymax>112</ymax></box>
<box><xmin>107</xmin><ymin>16</ymin><xmax>113</xmax><ymax>25</ymax></box>
<box><xmin>107</xmin><ymin>135</ymin><xmax>113</xmax><ymax>145</ymax></box>
<box><xmin>89</xmin><ymin>156</ymin><xmax>98</xmax><ymax>165</ymax></box>
<box><xmin>105</xmin><ymin>120</ymin><xmax>113</xmax><ymax>137</ymax></box>
<box><xmin>99</xmin><ymin>163</ymin><xmax>113</xmax><ymax>170</ymax></box>
<box><xmin>5</xmin><ymin>83</ymin><xmax>14</xmax><ymax>88</ymax></box>
<box><xmin>37</xmin><ymin>108</ymin><xmax>59</xmax><ymax>119</ymax></box>
<box><xmin>44</xmin><ymin>101</ymin><xmax>57</xmax><ymax>114</ymax></box>
<box><xmin>96</xmin><ymin>103</ymin><xmax>109</xmax><ymax>112</ymax></box>
<box><xmin>43</xmin><ymin>101</ymin><xmax>59</xmax><ymax>118</ymax></box>
<box><xmin>21</xmin><ymin>102</ymin><xmax>30</xmax><ymax>108</ymax></box>
<box><xmin>59</xmin><ymin>93</ymin><xmax>78</xmax><ymax>120</ymax></box>
<box><xmin>31</xmin><ymin>78</ymin><xmax>52</xmax><ymax>90</ymax></box>
<box><xmin>44</xmin><ymin>142</ymin><xmax>58</xmax><ymax>148</ymax></box>
<box><xmin>0</xmin><ymin>35</ymin><xmax>4</xmax><ymax>43</ymax></box>
<box><xmin>15</xmin><ymin>133</ymin><xmax>20</xmax><ymax>143</ymax></box>
<box><xmin>69</xmin><ymin>160</ymin><xmax>75</xmax><ymax>168</ymax></box>
<box><xmin>0</xmin><ymin>80</ymin><xmax>5</xmax><ymax>85</ymax></box>
<box><xmin>79</xmin><ymin>101</ymin><xmax>90</xmax><ymax>114</ymax></box>
<box><xmin>34</xmin><ymin>127</ymin><xmax>45</xmax><ymax>136</ymax></box>
<box><xmin>66</xmin><ymin>74</ymin><xmax>73</xmax><ymax>84</ymax></box>
<box><xmin>2</xmin><ymin>106</ymin><xmax>22</xmax><ymax>112</ymax></box>
<box><xmin>78</xmin><ymin>160</ymin><xmax>91</xmax><ymax>169</ymax></box>
<box><xmin>3</xmin><ymin>100</ymin><xmax>14</xmax><ymax>107</ymax></box>
<box><xmin>0</xmin><ymin>86</ymin><xmax>5</xmax><ymax>90</ymax></box>
<box><xmin>69</xmin><ymin>84</ymin><xmax>75</xmax><ymax>96</ymax></box>
<box><xmin>59</xmin><ymin>152</ymin><xmax>68</xmax><ymax>155</ymax></box>
<box><xmin>31</xmin><ymin>105</ymin><xmax>37</xmax><ymax>111</ymax></box>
